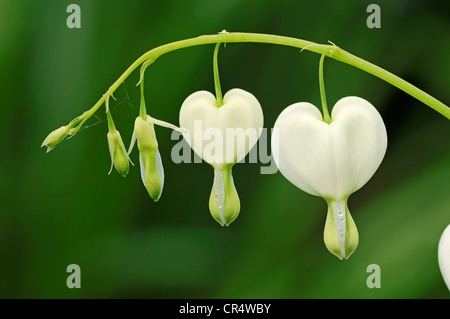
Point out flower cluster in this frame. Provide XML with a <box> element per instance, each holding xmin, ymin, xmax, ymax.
<box><xmin>42</xmin><ymin>43</ymin><xmax>390</xmax><ymax>261</ymax></box>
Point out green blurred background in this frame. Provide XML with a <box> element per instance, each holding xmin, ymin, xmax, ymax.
<box><xmin>0</xmin><ymin>0</ymin><xmax>449</xmax><ymax>298</ymax></box>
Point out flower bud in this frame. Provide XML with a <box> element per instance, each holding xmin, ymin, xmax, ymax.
<box><xmin>107</xmin><ymin>130</ymin><xmax>130</xmax><ymax>177</ymax></box>
<box><xmin>135</xmin><ymin>115</ymin><xmax>164</xmax><ymax>201</ymax></box>
<box><xmin>41</xmin><ymin>125</ymin><xmax>70</xmax><ymax>153</ymax></box>
<box><xmin>438</xmin><ymin>224</ymin><xmax>450</xmax><ymax>291</ymax></box>
<box><xmin>208</xmin><ymin>165</ymin><xmax>240</xmax><ymax>226</ymax></box>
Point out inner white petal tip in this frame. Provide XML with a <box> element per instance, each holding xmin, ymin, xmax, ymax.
<box><xmin>334</xmin><ymin>201</ymin><xmax>347</xmax><ymax>258</ymax></box>
<box><xmin>213</xmin><ymin>169</ymin><xmax>226</xmax><ymax>225</ymax></box>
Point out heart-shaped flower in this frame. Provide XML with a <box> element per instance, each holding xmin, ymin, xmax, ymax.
<box><xmin>272</xmin><ymin>96</ymin><xmax>387</xmax><ymax>259</ymax></box>
<box><xmin>179</xmin><ymin>88</ymin><xmax>264</xmax><ymax>225</ymax></box>
<box><xmin>438</xmin><ymin>224</ymin><xmax>450</xmax><ymax>291</ymax></box>
<box><xmin>180</xmin><ymin>89</ymin><xmax>263</xmax><ymax>165</ymax></box>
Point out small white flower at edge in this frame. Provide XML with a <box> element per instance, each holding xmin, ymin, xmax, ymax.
<box><xmin>438</xmin><ymin>224</ymin><xmax>450</xmax><ymax>291</ymax></box>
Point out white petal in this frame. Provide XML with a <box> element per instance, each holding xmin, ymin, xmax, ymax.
<box><xmin>272</xmin><ymin>97</ymin><xmax>387</xmax><ymax>200</ymax></box>
<box><xmin>272</xmin><ymin>102</ymin><xmax>336</xmax><ymax>198</ymax></box>
<box><xmin>438</xmin><ymin>224</ymin><xmax>450</xmax><ymax>291</ymax></box>
<box><xmin>179</xmin><ymin>89</ymin><xmax>263</xmax><ymax>165</ymax></box>
<box><xmin>331</xmin><ymin>97</ymin><xmax>387</xmax><ymax>197</ymax></box>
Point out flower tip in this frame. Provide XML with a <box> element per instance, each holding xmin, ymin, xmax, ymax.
<box><xmin>150</xmin><ymin>193</ymin><xmax>161</xmax><ymax>202</ymax></box>
<box><xmin>45</xmin><ymin>146</ymin><xmax>54</xmax><ymax>153</ymax></box>
<box><xmin>214</xmin><ymin>219</ymin><xmax>228</xmax><ymax>227</ymax></box>
<box><xmin>438</xmin><ymin>224</ymin><xmax>450</xmax><ymax>291</ymax></box>
<box><xmin>41</xmin><ymin>125</ymin><xmax>71</xmax><ymax>152</ymax></box>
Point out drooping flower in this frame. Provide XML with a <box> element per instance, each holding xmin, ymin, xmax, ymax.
<box><xmin>179</xmin><ymin>88</ymin><xmax>264</xmax><ymax>226</ymax></box>
<box><xmin>272</xmin><ymin>96</ymin><xmax>387</xmax><ymax>259</ymax></box>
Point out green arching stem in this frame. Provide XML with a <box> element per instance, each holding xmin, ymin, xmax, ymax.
<box><xmin>319</xmin><ymin>53</ymin><xmax>331</xmax><ymax>123</ymax></box>
<box><xmin>213</xmin><ymin>42</ymin><xmax>224</xmax><ymax>107</ymax></box>
<box><xmin>76</xmin><ymin>32</ymin><xmax>450</xmax><ymax>120</ymax></box>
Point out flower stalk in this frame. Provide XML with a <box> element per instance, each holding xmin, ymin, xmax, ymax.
<box><xmin>319</xmin><ymin>53</ymin><xmax>331</xmax><ymax>124</ymax></box>
<box><xmin>213</xmin><ymin>42</ymin><xmax>223</xmax><ymax>107</ymax></box>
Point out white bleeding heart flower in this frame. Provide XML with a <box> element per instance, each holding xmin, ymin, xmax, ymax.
<box><xmin>438</xmin><ymin>224</ymin><xmax>450</xmax><ymax>291</ymax></box>
<box><xmin>272</xmin><ymin>96</ymin><xmax>387</xmax><ymax>259</ymax></box>
<box><xmin>179</xmin><ymin>88</ymin><xmax>264</xmax><ymax>226</ymax></box>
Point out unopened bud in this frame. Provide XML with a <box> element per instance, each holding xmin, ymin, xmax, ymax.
<box><xmin>41</xmin><ymin>125</ymin><xmax>70</xmax><ymax>153</ymax></box>
<box><xmin>107</xmin><ymin>130</ymin><xmax>130</xmax><ymax>177</ymax></box>
<box><xmin>135</xmin><ymin>115</ymin><xmax>164</xmax><ymax>201</ymax></box>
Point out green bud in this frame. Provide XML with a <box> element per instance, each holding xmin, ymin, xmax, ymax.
<box><xmin>323</xmin><ymin>199</ymin><xmax>359</xmax><ymax>260</ymax></box>
<box><xmin>135</xmin><ymin>115</ymin><xmax>164</xmax><ymax>201</ymax></box>
<box><xmin>41</xmin><ymin>125</ymin><xmax>70</xmax><ymax>153</ymax></box>
<box><xmin>107</xmin><ymin>130</ymin><xmax>130</xmax><ymax>177</ymax></box>
<box><xmin>209</xmin><ymin>165</ymin><xmax>240</xmax><ymax>226</ymax></box>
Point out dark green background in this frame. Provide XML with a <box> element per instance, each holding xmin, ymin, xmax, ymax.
<box><xmin>0</xmin><ymin>0</ymin><xmax>449</xmax><ymax>298</ymax></box>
